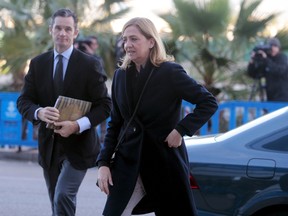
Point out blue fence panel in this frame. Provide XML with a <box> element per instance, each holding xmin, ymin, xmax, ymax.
<box><xmin>202</xmin><ymin>100</ymin><xmax>288</xmax><ymax>135</ymax></box>
<box><xmin>0</xmin><ymin>92</ymin><xmax>37</xmax><ymax>147</ymax></box>
<box><xmin>0</xmin><ymin>92</ymin><xmax>22</xmax><ymax>144</ymax></box>
<box><xmin>1</xmin><ymin>92</ymin><xmax>288</xmax><ymax>148</ymax></box>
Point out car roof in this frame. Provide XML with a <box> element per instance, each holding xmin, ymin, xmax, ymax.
<box><xmin>215</xmin><ymin>106</ymin><xmax>288</xmax><ymax>142</ymax></box>
<box><xmin>185</xmin><ymin>106</ymin><xmax>288</xmax><ymax>147</ymax></box>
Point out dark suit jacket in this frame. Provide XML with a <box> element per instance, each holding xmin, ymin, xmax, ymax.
<box><xmin>17</xmin><ymin>48</ymin><xmax>111</xmax><ymax>170</ymax></box>
<box><xmin>97</xmin><ymin>61</ymin><xmax>218</xmax><ymax>215</ymax></box>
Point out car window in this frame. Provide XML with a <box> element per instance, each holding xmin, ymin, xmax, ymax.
<box><xmin>249</xmin><ymin>128</ymin><xmax>288</xmax><ymax>153</ymax></box>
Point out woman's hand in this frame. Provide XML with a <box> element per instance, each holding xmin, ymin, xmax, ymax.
<box><xmin>165</xmin><ymin>129</ymin><xmax>182</xmax><ymax>148</ymax></box>
<box><xmin>97</xmin><ymin>166</ymin><xmax>113</xmax><ymax>195</ymax></box>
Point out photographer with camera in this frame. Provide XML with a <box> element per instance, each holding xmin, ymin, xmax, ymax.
<box><xmin>74</xmin><ymin>35</ymin><xmax>105</xmax><ymax>69</ymax></box>
<box><xmin>75</xmin><ymin>38</ymin><xmax>92</xmax><ymax>53</ymax></box>
<box><xmin>247</xmin><ymin>37</ymin><xmax>288</xmax><ymax>102</ymax></box>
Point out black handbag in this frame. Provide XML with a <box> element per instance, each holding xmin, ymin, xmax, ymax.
<box><xmin>110</xmin><ymin>68</ymin><xmax>155</xmax><ymax>165</ymax></box>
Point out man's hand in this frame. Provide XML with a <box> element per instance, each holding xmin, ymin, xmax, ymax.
<box><xmin>54</xmin><ymin>121</ymin><xmax>79</xmax><ymax>137</ymax></box>
<box><xmin>37</xmin><ymin>107</ymin><xmax>60</xmax><ymax>123</ymax></box>
<box><xmin>249</xmin><ymin>51</ymin><xmax>256</xmax><ymax>64</ymax></box>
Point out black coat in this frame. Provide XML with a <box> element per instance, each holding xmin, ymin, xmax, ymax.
<box><xmin>17</xmin><ymin>48</ymin><xmax>112</xmax><ymax>170</ymax></box>
<box><xmin>97</xmin><ymin>61</ymin><xmax>218</xmax><ymax>215</ymax></box>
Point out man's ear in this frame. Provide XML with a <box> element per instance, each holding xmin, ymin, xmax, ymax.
<box><xmin>74</xmin><ymin>29</ymin><xmax>79</xmax><ymax>39</ymax></box>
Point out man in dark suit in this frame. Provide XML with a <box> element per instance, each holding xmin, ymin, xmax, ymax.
<box><xmin>17</xmin><ymin>8</ymin><xmax>111</xmax><ymax>215</ymax></box>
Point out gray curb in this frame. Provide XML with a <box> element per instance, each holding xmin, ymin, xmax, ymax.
<box><xmin>0</xmin><ymin>147</ymin><xmax>38</xmax><ymax>162</ymax></box>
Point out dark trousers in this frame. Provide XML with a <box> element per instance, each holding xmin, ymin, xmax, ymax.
<box><xmin>43</xmin><ymin>159</ymin><xmax>87</xmax><ymax>216</ymax></box>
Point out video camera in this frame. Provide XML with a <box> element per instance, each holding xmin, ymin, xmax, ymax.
<box><xmin>253</xmin><ymin>44</ymin><xmax>271</xmax><ymax>57</ymax></box>
<box><xmin>76</xmin><ymin>39</ymin><xmax>92</xmax><ymax>52</ymax></box>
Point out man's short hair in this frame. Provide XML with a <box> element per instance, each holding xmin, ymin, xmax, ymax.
<box><xmin>50</xmin><ymin>8</ymin><xmax>78</xmax><ymax>29</ymax></box>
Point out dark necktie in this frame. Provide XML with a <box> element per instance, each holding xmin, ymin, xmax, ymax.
<box><xmin>54</xmin><ymin>55</ymin><xmax>63</xmax><ymax>96</ymax></box>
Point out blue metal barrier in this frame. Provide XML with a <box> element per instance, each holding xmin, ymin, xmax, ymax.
<box><xmin>1</xmin><ymin>92</ymin><xmax>288</xmax><ymax>148</ymax></box>
<box><xmin>0</xmin><ymin>92</ymin><xmax>37</xmax><ymax>147</ymax></box>
<box><xmin>182</xmin><ymin>100</ymin><xmax>288</xmax><ymax>135</ymax></box>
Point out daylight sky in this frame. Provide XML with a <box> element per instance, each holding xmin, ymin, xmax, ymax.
<box><xmin>111</xmin><ymin>0</ymin><xmax>288</xmax><ymax>34</ymax></box>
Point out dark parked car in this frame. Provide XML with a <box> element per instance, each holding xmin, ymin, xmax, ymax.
<box><xmin>186</xmin><ymin>106</ymin><xmax>288</xmax><ymax>216</ymax></box>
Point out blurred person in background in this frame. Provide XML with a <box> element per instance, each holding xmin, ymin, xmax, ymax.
<box><xmin>115</xmin><ymin>33</ymin><xmax>125</xmax><ymax>68</ymax></box>
<box><xmin>247</xmin><ymin>37</ymin><xmax>288</xmax><ymax>102</ymax></box>
<box><xmin>74</xmin><ymin>35</ymin><xmax>108</xmax><ymax>143</ymax></box>
<box><xmin>75</xmin><ymin>35</ymin><xmax>105</xmax><ymax>71</ymax></box>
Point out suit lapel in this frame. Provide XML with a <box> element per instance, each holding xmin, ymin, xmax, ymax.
<box><xmin>43</xmin><ymin>52</ymin><xmax>57</xmax><ymax>102</ymax></box>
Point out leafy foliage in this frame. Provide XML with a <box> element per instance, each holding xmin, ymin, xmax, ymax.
<box><xmin>160</xmin><ymin>0</ymin><xmax>279</xmax><ymax>100</ymax></box>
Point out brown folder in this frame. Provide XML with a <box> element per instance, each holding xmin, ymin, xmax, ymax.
<box><xmin>46</xmin><ymin>96</ymin><xmax>92</xmax><ymax>129</ymax></box>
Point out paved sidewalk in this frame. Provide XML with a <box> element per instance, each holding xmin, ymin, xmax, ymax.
<box><xmin>0</xmin><ymin>146</ymin><xmax>38</xmax><ymax>162</ymax></box>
